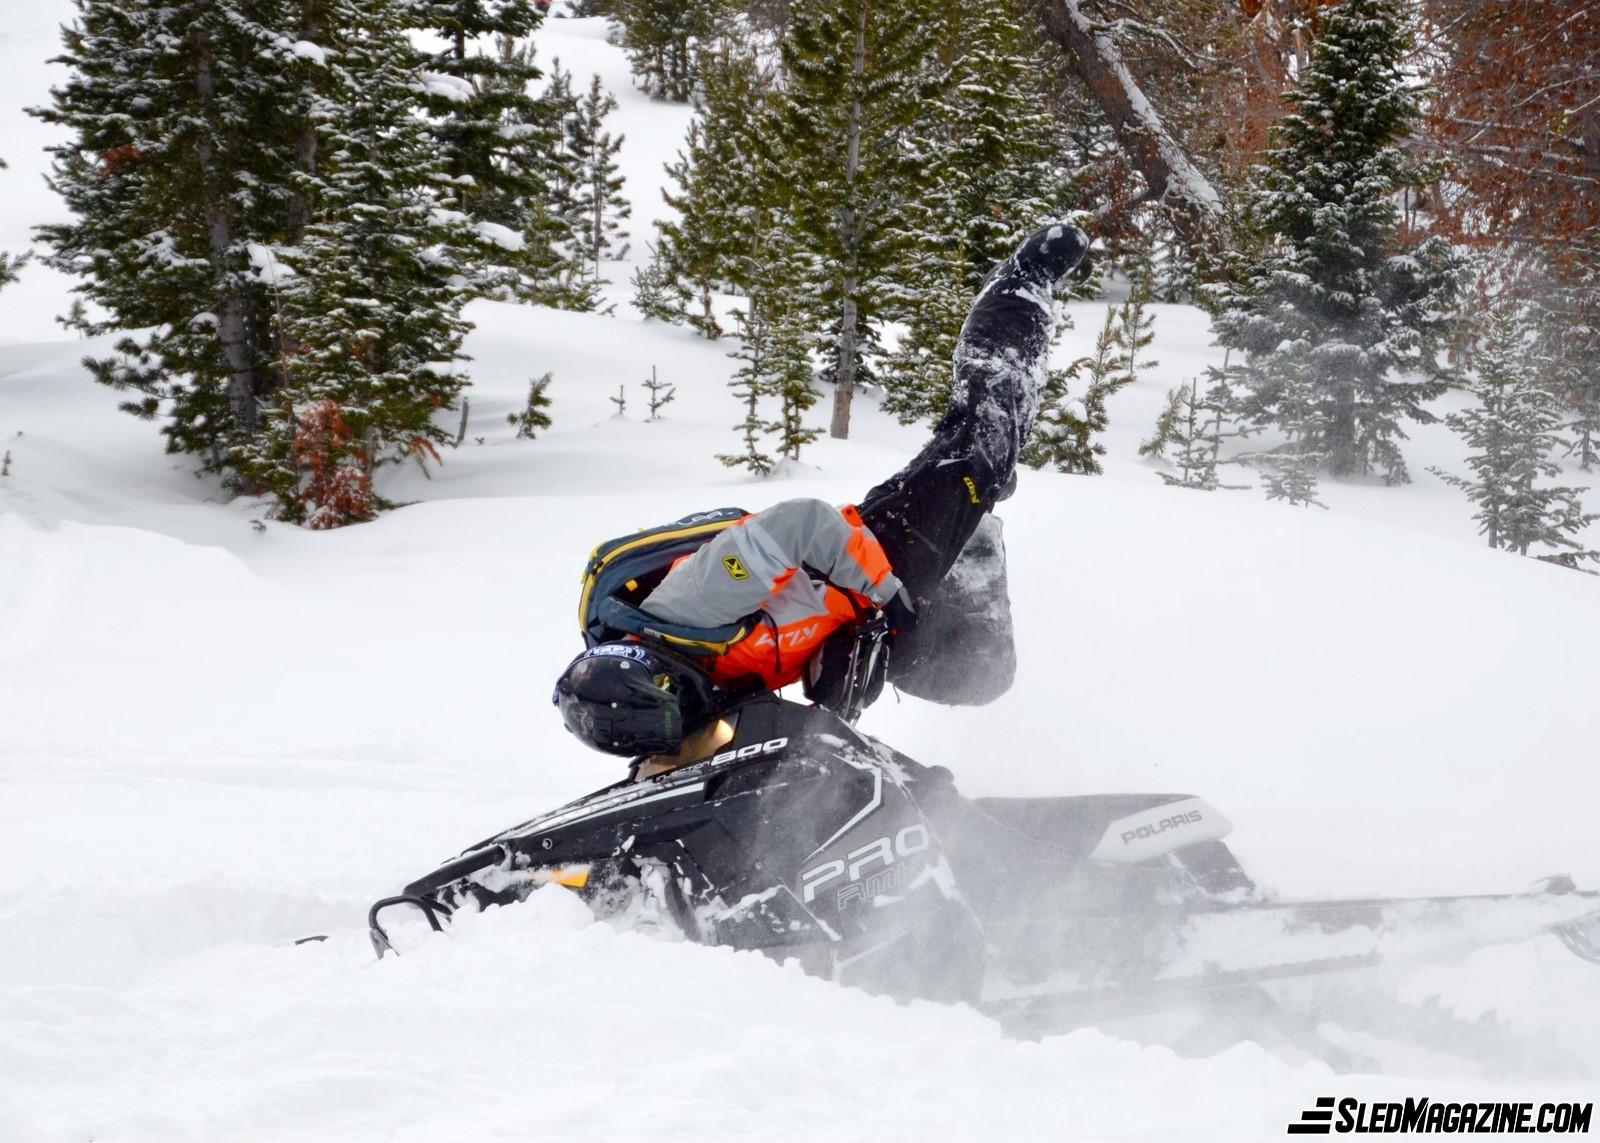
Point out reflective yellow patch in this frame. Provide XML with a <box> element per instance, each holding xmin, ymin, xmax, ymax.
<box><xmin>722</xmin><ymin>555</ymin><xmax>750</xmax><ymax>580</ymax></box>
<box><xmin>962</xmin><ymin>475</ymin><xmax>981</xmax><ymax>504</ymax></box>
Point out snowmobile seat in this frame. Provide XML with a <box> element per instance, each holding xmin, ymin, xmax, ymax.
<box><xmin>972</xmin><ymin>793</ymin><xmax>1254</xmax><ymax>895</ymax></box>
<box><xmin>971</xmin><ymin>793</ymin><xmax>1198</xmax><ymax>861</ymax></box>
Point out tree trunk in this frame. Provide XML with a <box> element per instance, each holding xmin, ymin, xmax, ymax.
<box><xmin>1033</xmin><ymin>0</ymin><xmax>1224</xmax><ymax>263</ymax></box>
<box><xmin>191</xmin><ymin>23</ymin><xmax>259</xmax><ymax>437</ymax></box>
<box><xmin>830</xmin><ymin>2</ymin><xmax>868</xmax><ymax>441</ymax></box>
<box><xmin>832</xmin><ymin>292</ymin><xmax>858</xmax><ymax>438</ymax></box>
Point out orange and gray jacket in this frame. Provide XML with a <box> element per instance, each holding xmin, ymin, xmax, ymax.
<box><xmin>640</xmin><ymin>498</ymin><xmax>903</xmax><ymax>691</ymax></box>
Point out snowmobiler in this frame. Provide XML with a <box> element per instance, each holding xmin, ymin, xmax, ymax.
<box><xmin>554</xmin><ymin>220</ymin><xmax>1092</xmax><ymax>760</ymax></box>
<box><xmin>368</xmin><ymin>222</ymin><xmax>1600</xmax><ymax>1061</ymax></box>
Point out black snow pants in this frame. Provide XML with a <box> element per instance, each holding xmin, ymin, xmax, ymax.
<box><xmin>858</xmin><ymin>222</ymin><xmax>1088</xmax><ymax>704</ymax></box>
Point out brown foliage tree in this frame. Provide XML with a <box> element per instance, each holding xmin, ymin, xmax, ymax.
<box><xmin>291</xmin><ymin>399</ymin><xmax>377</xmax><ymax>530</ymax></box>
<box><xmin>1418</xmin><ymin>1</ymin><xmax>1600</xmax><ymax>269</ymax></box>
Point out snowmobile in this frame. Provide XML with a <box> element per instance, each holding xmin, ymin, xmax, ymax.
<box><xmin>367</xmin><ymin>688</ymin><xmax>1600</xmax><ymax>1046</ymax></box>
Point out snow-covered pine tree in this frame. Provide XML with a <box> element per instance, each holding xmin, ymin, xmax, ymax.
<box><xmin>766</xmin><ymin>298</ymin><xmax>824</xmax><ymax>463</ymax></box>
<box><xmin>643</xmin><ymin>365</ymin><xmax>675</xmax><ymax>419</ymax></box>
<box><xmin>619</xmin><ymin>0</ymin><xmax>727</xmax><ymax>101</ymax></box>
<box><xmin>0</xmin><ymin>159</ymin><xmax>28</xmax><ymax>290</ymax></box>
<box><xmin>408</xmin><ymin>1</ymin><xmax>544</xmax><ymax>224</ymax></box>
<box><xmin>564</xmin><ymin>74</ymin><xmax>631</xmax><ymax>283</ymax></box>
<box><xmin>879</xmin><ymin>0</ymin><xmax>1066</xmax><ymax>423</ymax></box>
<box><xmin>1532</xmin><ymin>260</ymin><xmax>1600</xmax><ymax>472</ymax></box>
<box><xmin>719</xmin><ymin>303</ymin><xmax>777</xmax><ymax>476</ymax></box>
<box><xmin>456</xmin><ymin>43</ymin><xmax>599</xmax><ymax>310</ymax></box>
<box><xmin>1140</xmin><ymin>385</ymin><xmax>1187</xmax><ymax>464</ymax></box>
<box><xmin>717</xmin><ymin>209</ymin><xmax>825</xmax><ymax>471</ymax></box>
<box><xmin>411</xmin><ymin>8</ymin><xmax>600</xmax><ymax>308</ymax></box>
<box><xmin>507</xmin><ymin>372</ymin><xmax>554</xmax><ymax>438</ymax></box>
<box><xmin>1115</xmin><ymin>269</ymin><xmax>1157</xmax><ymax>387</ymax></box>
<box><xmin>31</xmin><ymin>0</ymin><xmax>299</xmax><ymax>472</ymax></box>
<box><xmin>1141</xmin><ymin>364</ymin><xmax>1247</xmax><ymax>491</ymax></box>
<box><xmin>1430</xmin><ymin>306</ymin><xmax>1595</xmax><ymax>561</ymax></box>
<box><xmin>1024</xmin><ymin>305</ymin><xmax>1134</xmax><ymax>474</ymax></box>
<box><xmin>631</xmin><ymin>241</ymin><xmax>685</xmax><ymax>322</ymax></box>
<box><xmin>262</xmin><ymin>0</ymin><xmax>474</xmax><ymax>525</ymax></box>
<box><xmin>773</xmin><ymin>0</ymin><xmax>947</xmax><ymax>439</ymax></box>
<box><xmin>657</xmin><ymin>44</ymin><xmax>774</xmax><ymax>337</ymax></box>
<box><xmin>1213</xmin><ymin>0</ymin><xmax>1468</xmax><ymax>484</ymax></box>
<box><xmin>1256</xmin><ymin>347</ymin><xmax>1326</xmax><ymax>507</ymax></box>
<box><xmin>1144</xmin><ymin>381</ymin><xmax>1232</xmax><ymax>491</ymax></box>
<box><xmin>748</xmin><ymin>224</ymin><xmax>824</xmax><ymax>464</ymax></box>
<box><xmin>525</xmin><ymin>58</ymin><xmax>604</xmax><ymax>311</ymax></box>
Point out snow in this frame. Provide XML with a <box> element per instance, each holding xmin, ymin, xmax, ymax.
<box><xmin>474</xmin><ymin>220</ymin><xmax>525</xmax><ymax>252</ymax></box>
<box><xmin>3</xmin><ymin>8</ymin><xmax>1600</xmax><ymax>1143</ymax></box>
<box><xmin>247</xmin><ymin>242</ymin><xmax>294</xmax><ymax>284</ymax></box>
<box><xmin>289</xmin><ymin>39</ymin><xmax>326</xmax><ymax>65</ymax></box>
<box><xmin>418</xmin><ymin>71</ymin><xmax>475</xmax><ymax>103</ymax></box>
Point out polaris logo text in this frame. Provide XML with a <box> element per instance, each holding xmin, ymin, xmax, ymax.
<box><xmin>708</xmin><ymin>737</ymin><xmax>788</xmax><ymax>765</ymax></box>
<box><xmin>1288</xmin><ymin>1096</ymin><xmax>1593</xmax><ymax>1135</ymax></box>
<box><xmin>1122</xmin><ymin>810</ymin><xmax>1203</xmax><ymax>846</ymax></box>
<box><xmin>800</xmin><ymin>825</ymin><xmax>931</xmax><ymax>908</ymax></box>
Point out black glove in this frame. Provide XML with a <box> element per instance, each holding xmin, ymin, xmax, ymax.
<box><xmin>881</xmin><ymin>589</ymin><xmax>918</xmax><ymax>639</ymax></box>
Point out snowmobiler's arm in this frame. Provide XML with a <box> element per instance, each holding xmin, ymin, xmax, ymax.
<box><xmin>641</xmin><ymin>498</ymin><xmax>903</xmax><ymax>627</ymax></box>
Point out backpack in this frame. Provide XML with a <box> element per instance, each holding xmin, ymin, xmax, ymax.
<box><xmin>578</xmin><ymin>507</ymin><xmax>753</xmax><ymax>653</ymax></box>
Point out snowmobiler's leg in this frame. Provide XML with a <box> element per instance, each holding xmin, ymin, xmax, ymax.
<box><xmin>859</xmin><ymin>223</ymin><xmax>1087</xmax><ymax>704</ymax></box>
<box><xmin>859</xmin><ymin>223</ymin><xmax>1087</xmax><ymax>600</ymax></box>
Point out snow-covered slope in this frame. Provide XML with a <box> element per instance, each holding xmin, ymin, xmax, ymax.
<box><xmin>3</xmin><ymin>8</ymin><xmax>1599</xmax><ymax>1142</ymax></box>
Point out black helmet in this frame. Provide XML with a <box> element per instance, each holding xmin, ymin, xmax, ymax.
<box><xmin>553</xmin><ymin>642</ymin><xmax>720</xmax><ymax>756</ymax></box>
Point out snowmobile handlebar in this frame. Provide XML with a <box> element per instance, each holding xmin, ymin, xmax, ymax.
<box><xmin>367</xmin><ymin>844</ymin><xmax>509</xmax><ymax>958</ymax></box>
<box><xmin>836</xmin><ymin>616</ymin><xmax>890</xmax><ymax>726</ymax></box>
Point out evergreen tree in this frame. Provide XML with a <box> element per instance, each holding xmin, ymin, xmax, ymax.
<box><xmin>1141</xmin><ymin>362</ymin><xmax>1248</xmax><ymax>491</ymax></box>
<box><xmin>631</xmin><ymin>240</ymin><xmax>685</xmax><ymax>322</ymax></box>
<box><xmin>261</xmin><ymin>0</ymin><xmax>475</xmax><ymax>525</ymax></box>
<box><xmin>1532</xmin><ymin>260</ymin><xmax>1600</xmax><ymax>472</ymax></box>
<box><xmin>507</xmin><ymin>372</ymin><xmax>554</xmax><ymax>438</ymax></box>
<box><xmin>32</xmin><ymin>0</ymin><xmax>299</xmax><ymax>470</ymax></box>
<box><xmin>1115</xmin><ymin>271</ymin><xmax>1158</xmax><ymax>388</ymax></box>
<box><xmin>879</xmin><ymin>0</ymin><xmax>1067</xmax><ymax>422</ymax></box>
<box><xmin>1140</xmin><ymin>384</ymin><xmax>1188</xmax><ymax>465</ymax></box>
<box><xmin>1255</xmin><ymin>349</ymin><xmax>1327</xmax><ymax>508</ymax></box>
<box><xmin>1024</xmin><ymin>306</ymin><xmax>1134</xmax><ymax>475</ymax></box>
<box><xmin>564</xmin><ymin>74</ymin><xmax>631</xmax><ymax>282</ymax></box>
<box><xmin>530</xmin><ymin>58</ymin><xmax>604</xmax><ymax>310</ymax></box>
<box><xmin>0</xmin><ymin>159</ymin><xmax>28</xmax><ymax>290</ymax></box>
<box><xmin>619</xmin><ymin>0</ymin><xmax>727</xmax><ymax>101</ymax></box>
<box><xmin>766</xmin><ymin>297</ymin><xmax>824</xmax><ymax>462</ymax></box>
<box><xmin>464</xmin><ymin>41</ymin><xmax>600</xmax><ymax>310</ymax></box>
<box><xmin>33</xmin><ymin>0</ymin><xmax>478</xmax><ymax>525</ymax></box>
<box><xmin>409</xmin><ymin>0</ymin><xmax>545</xmax><ymax>226</ymax></box>
<box><xmin>718</xmin><ymin>303</ymin><xmax>777</xmax><ymax>476</ymax></box>
<box><xmin>1025</xmin><ymin>286</ymin><xmax>1152</xmax><ymax>475</ymax></box>
<box><xmin>1430</xmin><ymin>307</ymin><xmax>1595</xmax><ymax>561</ymax></box>
<box><xmin>1214</xmin><ymin>0</ymin><xmax>1468</xmax><ymax>483</ymax></box>
<box><xmin>774</xmin><ymin>0</ymin><xmax>947</xmax><ymax>439</ymax></box>
<box><xmin>656</xmin><ymin>44</ymin><xmax>773</xmax><ymax>335</ymax></box>
<box><xmin>642</xmin><ymin>364</ymin><xmax>675</xmax><ymax>419</ymax></box>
